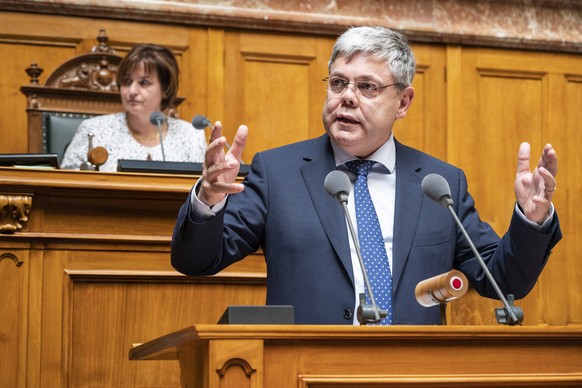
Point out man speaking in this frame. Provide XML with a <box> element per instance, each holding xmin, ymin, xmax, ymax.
<box><xmin>171</xmin><ymin>26</ymin><xmax>562</xmax><ymax>325</ymax></box>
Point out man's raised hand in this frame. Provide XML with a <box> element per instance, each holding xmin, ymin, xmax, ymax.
<box><xmin>199</xmin><ymin>121</ymin><xmax>248</xmax><ymax>207</ymax></box>
<box><xmin>514</xmin><ymin>142</ymin><xmax>557</xmax><ymax>224</ymax></box>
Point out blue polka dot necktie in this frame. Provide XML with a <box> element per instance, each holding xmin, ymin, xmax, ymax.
<box><xmin>346</xmin><ymin>160</ymin><xmax>393</xmax><ymax>325</ymax></box>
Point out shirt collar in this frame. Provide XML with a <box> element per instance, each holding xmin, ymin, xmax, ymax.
<box><xmin>330</xmin><ymin>134</ymin><xmax>396</xmax><ymax>174</ymax></box>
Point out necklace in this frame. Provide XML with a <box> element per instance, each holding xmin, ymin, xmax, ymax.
<box><xmin>128</xmin><ymin>122</ymin><xmax>167</xmax><ymax>143</ymax></box>
<box><xmin>131</xmin><ymin>130</ymin><xmax>160</xmax><ymax>142</ymax></box>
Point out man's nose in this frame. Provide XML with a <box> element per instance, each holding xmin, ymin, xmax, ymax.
<box><xmin>341</xmin><ymin>84</ymin><xmax>359</xmax><ymax>106</ymax></box>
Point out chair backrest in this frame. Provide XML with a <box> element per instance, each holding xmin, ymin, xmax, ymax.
<box><xmin>42</xmin><ymin>112</ymin><xmax>94</xmax><ymax>164</ymax></box>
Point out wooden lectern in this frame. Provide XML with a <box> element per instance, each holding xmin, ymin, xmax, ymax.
<box><xmin>130</xmin><ymin>324</ymin><xmax>582</xmax><ymax>387</ymax></box>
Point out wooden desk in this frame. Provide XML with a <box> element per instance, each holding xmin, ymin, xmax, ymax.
<box><xmin>130</xmin><ymin>324</ymin><xmax>582</xmax><ymax>387</ymax></box>
<box><xmin>0</xmin><ymin>167</ymin><xmax>266</xmax><ymax>388</ymax></box>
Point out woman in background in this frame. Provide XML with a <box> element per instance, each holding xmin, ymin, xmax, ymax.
<box><xmin>61</xmin><ymin>44</ymin><xmax>206</xmax><ymax>171</ymax></box>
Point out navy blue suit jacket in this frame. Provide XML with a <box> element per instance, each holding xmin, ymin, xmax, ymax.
<box><xmin>171</xmin><ymin>135</ymin><xmax>561</xmax><ymax>324</ymax></box>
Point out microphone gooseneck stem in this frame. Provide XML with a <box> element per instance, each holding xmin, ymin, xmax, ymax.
<box><xmin>155</xmin><ymin>120</ymin><xmax>166</xmax><ymax>161</ymax></box>
<box><xmin>340</xmin><ymin>200</ymin><xmax>382</xmax><ymax>323</ymax></box>
<box><xmin>445</xmin><ymin>204</ymin><xmax>520</xmax><ymax>325</ymax></box>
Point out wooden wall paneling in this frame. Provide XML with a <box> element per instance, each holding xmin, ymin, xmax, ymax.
<box><xmin>308</xmin><ymin>36</ymin><xmax>337</xmax><ymax>149</ymax></box>
<box><xmin>29</xmin><ymin>231</ymin><xmax>266</xmax><ymax>387</ymax></box>
<box><xmin>59</xmin><ymin>249</ymin><xmax>266</xmax><ymax>387</ymax></box>
<box><xmin>456</xmin><ymin>49</ymin><xmax>547</xmax><ymax>326</ymax></box>
<box><xmin>39</xmin><ymin>192</ymin><xmax>182</xmax><ymax>236</ymax></box>
<box><xmin>535</xmin><ymin>71</ymin><xmax>569</xmax><ymax>326</ymax></box>
<box><xmin>563</xmin><ymin>72</ymin><xmax>582</xmax><ymax>326</ymax></box>
<box><xmin>0</xmin><ymin>40</ymin><xmax>77</xmax><ymax>153</ymax></box>
<box><xmin>26</xmin><ymin>244</ymin><xmax>44</xmax><ymax>388</ymax></box>
<box><xmin>446</xmin><ymin>46</ymin><xmax>463</xmax><ymax>167</ymax></box>
<box><xmin>40</xmin><ymin>248</ymin><xmax>68</xmax><ymax>387</ymax></box>
<box><xmin>181</xmin><ymin>28</ymin><xmax>209</xmax><ymax>130</ymax></box>
<box><xmin>448</xmin><ymin>47</ymin><xmax>582</xmax><ymax>326</ymax></box>
<box><xmin>205</xmin><ymin>28</ymin><xmax>225</xmax><ymax>141</ymax></box>
<box><xmin>0</xmin><ymin>12</ymin><xmax>93</xmax><ymax>153</ymax></box>
<box><xmin>392</xmin><ymin>43</ymin><xmax>447</xmax><ymax>160</ymax></box>
<box><xmin>70</xmin><ymin>275</ymin><xmax>264</xmax><ymax>387</ymax></box>
<box><xmin>310</xmin><ymin>37</ymin><xmax>336</xmax><ymax>146</ymax></box>
<box><xmin>446</xmin><ymin>46</ymin><xmax>508</xmax><ymax>326</ymax></box>
<box><xmin>540</xmin><ymin>68</ymin><xmax>582</xmax><ymax>326</ymax></box>
<box><xmin>0</xmin><ymin>247</ymin><xmax>28</xmax><ymax>388</ymax></box>
<box><xmin>223</xmin><ymin>31</ymin><xmax>334</xmax><ymax>162</ymax></box>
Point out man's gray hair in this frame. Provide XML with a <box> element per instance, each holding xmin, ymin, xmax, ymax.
<box><xmin>329</xmin><ymin>26</ymin><xmax>416</xmax><ymax>89</ymax></box>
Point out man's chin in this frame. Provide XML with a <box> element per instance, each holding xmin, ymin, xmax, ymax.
<box><xmin>329</xmin><ymin>133</ymin><xmax>363</xmax><ymax>153</ymax></box>
<box><xmin>330</xmin><ymin>127</ymin><xmax>361</xmax><ymax>143</ymax></box>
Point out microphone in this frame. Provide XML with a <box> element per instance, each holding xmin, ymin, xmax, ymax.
<box><xmin>192</xmin><ymin>114</ymin><xmax>245</xmax><ymax>164</ymax></box>
<box><xmin>415</xmin><ymin>269</ymin><xmax>468</xmax><ymax>307</ymax></box>
<box><xmin>192</xmin><ymin>114</ymin><xmax>213</xmax><ymax>130</ymax></box>
<box><xmin>421</xmin><ymin>173</ymin><xmax>524</xmax><ymax>325</ymax></box>
<box><xmin>421</xmin><ymin>173</ymin><xmax>453</xmax><ymax>207</ymax></box>
<box><xmin>324</xmin><ymin>170</ymin><xmax>388</xmax><ymax>324</ymax></box>
<box><xmin>149</xmin><ymin>111</ymin><xmax>166</xmax><ymax>161</ymax></box>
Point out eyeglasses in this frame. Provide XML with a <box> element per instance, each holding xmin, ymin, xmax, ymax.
<box><xmin>323</xmin><ymin>76</ymin><xmax>401</xmax><ymax>98</ymax></box>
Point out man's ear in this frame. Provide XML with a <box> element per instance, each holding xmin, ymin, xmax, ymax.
<box><xmin>396</xmin><ymin>87</ymin><xmax>415</xmax><ymax>119</ymax></box>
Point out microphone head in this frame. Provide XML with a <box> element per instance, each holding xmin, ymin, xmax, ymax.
<box><xmin>192</xmin><ymin>114</ymin><xmax>211</xmax><ymax>130</ymax></box>
<box><xmin>324</xmin><ymin>170</ymin><xmax>351</xmax><ymax>204</ymax></box>
<box><xmin>149</xmin><ymin>111</ymin><xmax>165</xmax><ymax>126</ymax></box>
<box><xmin>421</xmin><ymin>173</ymin><xmax>454</xmax><ymax>208</ymax></box>
<box><xmin>415</xmin><ymin>269</ymin><xmax>468</xmax><ymax>307</ymax></box>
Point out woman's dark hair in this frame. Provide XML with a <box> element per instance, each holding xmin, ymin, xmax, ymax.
<box><xmin>117</xmin><ymin>44</ymin><xmax>179</xmax><ymax>111</ymax></box>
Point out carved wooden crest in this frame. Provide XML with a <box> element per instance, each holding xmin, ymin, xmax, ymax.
<box><xmin>25</xmin><ymin>29</ymin><xmax>121</xmax><ymax>91</ymax></box>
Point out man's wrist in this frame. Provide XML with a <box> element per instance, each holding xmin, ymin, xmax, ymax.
<box><xmin>515</xmin><ymin>202</ymin><xmax>554</xmax><ymax>231</ymax></box>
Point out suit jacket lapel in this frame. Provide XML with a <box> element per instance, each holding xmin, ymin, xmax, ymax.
<box><xmin>392</xmin><ymin>140</ymin><xmax>424</xmax><ymax>292</ymax></box>
<box><xmin>300</xmin><ymin>136</ymin><xmax>355</xmax><ymax>286</ymax></box>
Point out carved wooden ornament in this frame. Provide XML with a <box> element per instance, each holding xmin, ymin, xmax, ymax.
<box><xmin>0</xmin><ymin>195</ymin><xmax>32</xmax><ymax>234</ymax></box>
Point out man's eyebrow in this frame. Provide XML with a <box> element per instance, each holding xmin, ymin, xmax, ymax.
<box><xmin>329</xmin><ymin>72</ymin><xmax>381</xmax><ymax>81</ymax></box>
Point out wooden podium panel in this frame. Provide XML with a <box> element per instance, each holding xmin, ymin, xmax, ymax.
<box><xmin>0</xmin><ymin>167</ymin><xmax>266</xmax><ymax>388</ymax></box>
<box><xmin>130</xmin><ymin>324</ymin><xmax>582</xmax><ymax>388</ymax></box>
